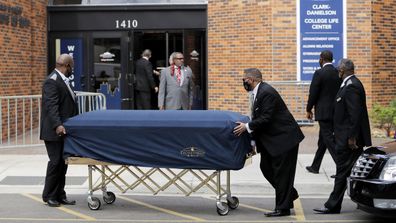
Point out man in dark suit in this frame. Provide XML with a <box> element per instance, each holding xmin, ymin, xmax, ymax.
<box><xmin>40</xmin><ymin>54</ymin><xmax>78</xmax><ymax>207</ymax></box>
<box><xmin>234</xmin><ymin>68</ymin><xmax>305</xmax><ymax>217</ymax></box>
<box><xmin>306</xmin><ymin>50</ymin><xmax>341</xmax><ymax>174</ymax></box>
<box><xmin>135</xmin><ymin>49</ymin><xmax>158</xmax><ymax>109</ymax></box>
<box><xmin>314</xmin><ymin>59</ymin><xmax>371</xmax><ymax>214</ymax></box>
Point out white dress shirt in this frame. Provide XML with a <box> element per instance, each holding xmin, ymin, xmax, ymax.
<box><xmin>246</xmin><ymin>82</ymin><xmax>261</xmax><ymax>133</ymax></box>
<box><xmin>55</xmin><ymin>68</ymin><xmax>75</xmax><ymax>101</ymax></box>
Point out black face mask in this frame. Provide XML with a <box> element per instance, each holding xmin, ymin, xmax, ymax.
<box><xmin>243</xmin><ymin>80</ymin><xmax>253</xmax><ymax>92</ymax></box>
<box><xmin>65</xmin><ymin>64</ymin><xmax>73</xmax><ymax>77</ymax></box>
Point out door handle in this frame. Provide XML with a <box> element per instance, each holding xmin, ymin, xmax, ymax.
<box><xmin>126</xmin><ymin>73</ymin><xmax>135</xmax><ymax>86</ymax></box>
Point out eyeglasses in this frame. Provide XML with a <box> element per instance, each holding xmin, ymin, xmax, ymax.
<box><xmin>175</xmin><ymin>58</ymin><xmax>184</xmax><ymax>60</ymax></box>
<box><xmin>242</xmin><ymin>78</ymin><xmax>250</xmax><ymax>82</ymax></box>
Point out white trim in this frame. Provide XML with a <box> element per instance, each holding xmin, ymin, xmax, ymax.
<box><xmin>343</xmin><ymin>0</ymin><xmax>348</xmax><ymax>58</ymax></box>
<box><xmin>296</xmin><ymin>0</ymin><xmax>301</xmax><ymax>81</ymax></box>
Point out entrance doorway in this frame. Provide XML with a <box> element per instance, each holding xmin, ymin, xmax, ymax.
<box><xmin>90</xmin><ymin>30</ymin><xmax>206</xmax><ymax>110</ymax></box>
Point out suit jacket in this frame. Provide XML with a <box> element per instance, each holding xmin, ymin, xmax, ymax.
<box><xmin>333</xmin><ymin>75</ymin><xmax>371</xmax><ymax>149</ymax></box>
<box><xmin>40</xmin><ymin>70</ymin><xmax>78</xmax><ymax>141</ymax></box>
<box><xmin>135</xmin><ymin>58</ymin><xmax>156</xmax><ymax>92</ymax></box>
<box><xmin>158</xmin><ymin>66</ymin><xmax>193</xmax><ymax>110</ymax></box>
<box><xmin>249</xmin><ymin>82</ymin><xmax>305</xmax><ymax>157</ymax></box>
<box><xmin>306</xmin><ymin>64</ymin><xmax>341</xmax><ymax>121</ymax></box>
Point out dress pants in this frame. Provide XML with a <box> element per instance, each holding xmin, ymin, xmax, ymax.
<box><xmin>260</xmin><ymin>144</ymin><xmax>299</xmax><ymax>210</ymax></box>
<box><xmin>135</xmin><ymin>90</ymin><xmax>152</xmax><ymax>109</ymax></box>
<box><xmin>310</xmin><ymin>120</ymin><xmax>337</xmax><ymax>171</ymax></box>
<box><xmin>42</xmin><ymin>141</ymin><xmax>67</xmax><ymax>202</ymax></box>
<box><xmin>324</xmin><ymin>146</ymin><xmax>362</xmax><ymax>212</ymax></box>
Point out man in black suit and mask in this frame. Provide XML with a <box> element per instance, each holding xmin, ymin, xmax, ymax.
<box><xmin>40</xmin><ymin>54</ymin><xmax>78</xmax><ymax>207</ymax></box>
<box><xmin>314</xmin><ymin>59</ymin><xmax>371</xmax><ymax>214</ymax></box>
<box><xmin>306</xmin><ymin>50</ymin><xmax>341</xmax><ymax>174</ymax></box>
<box><xmin>234</xmin><ymin>68</ymin><xmax>304</xmax><ymax>217</ymax></box>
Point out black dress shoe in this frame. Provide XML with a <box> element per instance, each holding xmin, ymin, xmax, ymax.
<box><xmin>313</xmin><ymin>207</ymin><xmax>340</xmax><ymax>214</ymax></box>
<box><xmin>264</xmin><ymin>209</ymin><xmax>291</xmax><ymax>217</ymax></box>
<box><xmin>47</xmin><ymin>199</ymin><xmax>60</xmax><ymax>207</ymax></box>
<box><xmin>292</xmin><ymin>191</ymin><xmax>299</xmax><ymax>201</ymax></box>
<box><xmin>59</xmin><ymin>198</ymin><xmax>76</xmax><ymax>205</ymax></box>
<box><xmin>306</xmin><ymin>166</ymin><xmax>319</xmax><ymax>174</ymax></box>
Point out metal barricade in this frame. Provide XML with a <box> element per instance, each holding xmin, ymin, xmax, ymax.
<box><xmin>75</xmin><ymin>91</ymin><xmax>107</xmax><ymax>114</ymax></box>
<box><xmin>0</xmin><ymin>95</ymin><xmax>42</xmax><ymax>148</ymax></box>
<box><xmin>0</xmin><ymin>92</ymin><xmax>106</xmax><ymax>149</ymax></box>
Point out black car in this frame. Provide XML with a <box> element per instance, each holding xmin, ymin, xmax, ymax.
<box><xmin>348</xmin><ymin>142</ymin><xmax>396</xmax><ymax>218</ymax></box>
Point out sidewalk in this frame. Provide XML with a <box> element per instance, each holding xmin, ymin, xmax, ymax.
<box><xmin>0</xmin><ymin>126</ymin><xmax>392</xmax><ymax>197</ymax></box>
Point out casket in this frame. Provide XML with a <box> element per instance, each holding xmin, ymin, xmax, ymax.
<box><xmin>63</xmin><ymin>110</ymin><xmax>251</xmax><ymax>170</ymax></box>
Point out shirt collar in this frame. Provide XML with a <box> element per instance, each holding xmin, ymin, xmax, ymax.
<box><xmin>55</xmin><ymin>68</ymin><xmax>68</xmax><ymax>82</ymax></box>
<box><xmin>322</xmin><ymin>62</ymin><xmax>332</xmax><ymax>67</ymax></box>
<box><xmin>174</xmin><ymin>65</ymin><xmax>182</xmax><ymax>69</ymax></box>
<box><xmin>340</xmin><ymin>74</ymin><xmax>355</xmax><ymax>88</ymax></box>
<box><xmin>252</xmin><ymin>82</ymin><xmax>260</xmax><ymax>98</ymax></box>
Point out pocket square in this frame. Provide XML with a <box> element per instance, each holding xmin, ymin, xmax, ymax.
<box><xmin>336</xmin><ymin>97</ymin><xmax>341</xmax><ymax>102</ymax></box>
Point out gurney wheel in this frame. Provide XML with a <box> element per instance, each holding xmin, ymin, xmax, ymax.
<box><xmin>227</xmin><ymin>196</ymin><xmax>239</xmax><ymax>209</ymax></box>
<box><xmin>216</xmin><ymin>202</ymin><xmax>229</xmax><ymax>216</ymax></box>
<box><xmin>103</xmin><ymin>191</ymin><xmax>116</xmax><ymax>204</ymax></box>
<box><xmin>88</xmin><ymin>197</ymin><xmax>101</xmax><ymax>210</ymax></box>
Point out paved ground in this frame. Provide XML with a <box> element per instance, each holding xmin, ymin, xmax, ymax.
<box><xmin>0</xmin><ymin>194</ymin><xmax>388</xmax><ymax>223</ymax></box>
<box><xmin>0</xmin><ymin>125</ymin><xmax>394</xmax><ymax>222</ymax></box>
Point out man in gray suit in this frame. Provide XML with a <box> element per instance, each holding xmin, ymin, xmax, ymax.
<box><xmin>158</xmin><ymin>52</ymin><xmax>193</xmax><ymax>110</ymax></box>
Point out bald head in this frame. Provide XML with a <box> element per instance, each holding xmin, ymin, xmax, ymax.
<box><xmin>56</xmin><ymin>54</ymin><xmax>73</xmax><ymax>67</ymax></box>
<box><xmin>56</xmin><ymin>54</ymin><xmax>74</xmax><ymax>77</ymax></box>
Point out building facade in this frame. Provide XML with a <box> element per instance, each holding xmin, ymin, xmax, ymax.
<box><xmin>1</xmin><ymin>0</ymin><xmax>396</xmax><ymax>118</ymax></box>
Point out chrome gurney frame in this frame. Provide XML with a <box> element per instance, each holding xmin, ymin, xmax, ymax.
<box><xmin>66</xmin><ymin>157</ymin><xmax>240</xmax><ymax>216</ymax></box>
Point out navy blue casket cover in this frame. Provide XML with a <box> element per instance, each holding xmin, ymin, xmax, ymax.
<box><xmin>63</xmin><ymin>110</ymin><xmax>251</xmax><ymax>170</ymax></box>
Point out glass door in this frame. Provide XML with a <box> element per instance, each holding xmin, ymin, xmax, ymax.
<box><xmin>184</xmin><ymin>30</ymin><xmax>206</xmax><ymax>109</ymax></box>
<box><xmin>132</xmin><ymin>30</ymin><xmax>207</xmax><ymax>110</ymax></box>
<box><xmin>91</xmin><ymin>32</ymin><xmax>133</xmax><ymax>109</ymax></box>
<box><xmin>133</xmin><ymin>31</ymin><xmax>167</xmax><ymax>109</ymax></box>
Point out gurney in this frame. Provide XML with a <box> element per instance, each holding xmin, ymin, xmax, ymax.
<box><xmin>64</xmin><ymin>110</ymin><xmax>252</xmax><ymax>215</ymax></box>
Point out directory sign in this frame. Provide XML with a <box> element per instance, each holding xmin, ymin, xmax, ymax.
<box><xmin>298</xmin><ymin>0</ymin><xmax>346</xmax><ymax>81</ymax></box>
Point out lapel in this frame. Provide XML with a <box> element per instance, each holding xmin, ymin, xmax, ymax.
<box><xmin>337</xmin><ymin>75</ymin><xmax>355</xmax><ymax>99</ymax></box>
<box><xmin>168</xmin><ymin>67</ymin><xmax>178</xmax><ymax>84</ymax></box>
<box><xmin>54</xmin><ymin>70</ymin><xmax>75</xmax><ymax>101</ymax></box>
<box><xmin>252</xmin><ymin>82</ymin><xmax>263</xmax><ymax>109</ymax></box>
<box><xmin>180</xmin><ymin>66</ymin><xmax>188</xmax><ymax>86</ymax></box>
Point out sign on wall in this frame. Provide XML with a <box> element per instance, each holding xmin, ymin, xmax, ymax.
<box><xmin>56</xmin><ymin>38</ymin><xmax>83</xmax><ymax>90</ymax></box>
<box><xmin>0</xmin><ymin>3</ymin><xmax>30</xmax><ymax>28</ymax></box>
<box><xmin>297</xmin><ymin>0</ymin><xmax>346</xmax><ymax>81</ymax></box>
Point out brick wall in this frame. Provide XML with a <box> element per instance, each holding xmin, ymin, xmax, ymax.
<box><xmin>371</xmin><ymin>1</ymin><xmax>396</xmax><ymax>106</ymax></box>
<box><xmin>0</xmin><ymin>0</ymin><xmax>47</xmax><ymax>96</ymax></box>
<box><xmin>207</xmin><ymin>0</ymin><xmax>387</xmax><ymax>116</ymax></box>
<box><xmin>0</xmin><ymin>0</ymin><xmax>47</xmax><ymax>141</ymax></box>
<box><xmin>207</xmin><ymin>0</ymin><xmax>272</xmax><ymax>113</ymax></box>
<box><xmin>346</xmin><ymin>0</ymin><xmax>373</xmax><ymax>108</ymax></box>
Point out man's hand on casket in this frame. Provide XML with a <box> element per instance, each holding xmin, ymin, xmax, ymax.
<box><xmin>56</xmin><ymin>125</ymin><xmax>66</xmax><ymax>136</ymax></box>
<box><xmin>233</xmin><ymin>121</ymin><xmax>247</xmax><ymax>136</ymax></box>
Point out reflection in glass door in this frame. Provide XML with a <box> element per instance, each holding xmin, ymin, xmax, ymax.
<box><xmin>92</xmin><ymin>36</ymin><xmax>126</xmax><ymax>109</ymax></box>
<box><xmin>184</xmin><ymin>30</ymin><xmax>206</xmax><ymax>109</ymax></box>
